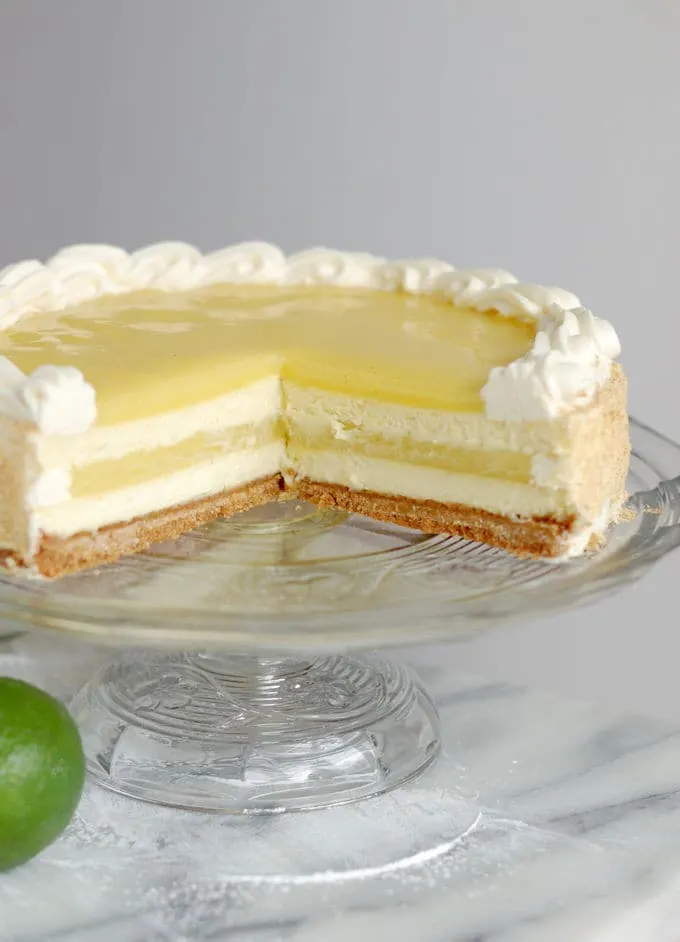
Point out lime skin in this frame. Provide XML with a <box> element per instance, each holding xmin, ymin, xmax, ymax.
<box><xmin>0</xmin><ymin>677</ymin><xmax>85</xmax><ymax>871</ymax></box>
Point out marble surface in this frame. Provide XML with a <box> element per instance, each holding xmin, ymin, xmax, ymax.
<box><xmin>2</xmin><ymin>634</ymin><xmax>680</xmax><ymax>942</ymax></box>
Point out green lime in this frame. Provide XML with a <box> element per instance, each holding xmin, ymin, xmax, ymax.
<box><xmin>0</xmin><ymin>677</ymin><xmax>85</xmax><ymax>871</ymax></box>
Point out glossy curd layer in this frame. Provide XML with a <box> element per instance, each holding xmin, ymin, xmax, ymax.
<box><xmin>0</xmin><ymin>284</ymin><xmax>535</xmax><ymax>424</ymax></box>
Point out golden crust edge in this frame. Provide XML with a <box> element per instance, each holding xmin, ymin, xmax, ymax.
<box><xmin>0</xmin><ymin>474</ymin><xmax>586</xmax><ymax>578</ymax></box>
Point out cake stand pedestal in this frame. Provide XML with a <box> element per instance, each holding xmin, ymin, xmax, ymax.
<box><xmin>70</xmin><ymin>651</ymin><xmax>439</xmax><ymax>812</ymax></box>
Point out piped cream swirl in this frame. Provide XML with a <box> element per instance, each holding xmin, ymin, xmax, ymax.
<box><xmin>0</xmin><ymin>241</ymin><xmax>621</xmax><ymax>428</ymax></box>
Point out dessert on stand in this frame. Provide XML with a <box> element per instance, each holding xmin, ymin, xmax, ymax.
<box><xmin>0</xmin><ymin>417</ymin><xmax>676</xmax><ymax>817</ymax></box>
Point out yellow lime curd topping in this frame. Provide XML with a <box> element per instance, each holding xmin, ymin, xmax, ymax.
<box><xmin>0</xmin><ymin>285</ymin><xmax>535</xmax><ymax>426</ymax></box>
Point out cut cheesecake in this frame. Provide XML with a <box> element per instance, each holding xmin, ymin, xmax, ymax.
<box><xmin>0</xmin><ymin>242</ymin><xmax>629</xmax><ymax>577</ymax></box>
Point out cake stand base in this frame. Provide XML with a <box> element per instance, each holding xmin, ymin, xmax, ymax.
<box><xmin>70</xmin><ymin>652</ymin><xmax>441</xmax><ymax>813</ymax></box>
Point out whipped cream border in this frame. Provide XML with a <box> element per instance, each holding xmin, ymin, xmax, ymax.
<box><xmin>0</xmin><ymin>240</ymin><xmax>621</xmax><ymax>432</ymax></box>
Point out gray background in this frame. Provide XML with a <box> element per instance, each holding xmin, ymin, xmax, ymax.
<box><xmin>1</xmin><ymin>0</ymin><xmax>678</xmax><ymax>716</ymax></box>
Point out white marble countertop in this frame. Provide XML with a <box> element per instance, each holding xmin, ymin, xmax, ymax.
<box><xmin>2</xmin><ymin>633</ymin><xmax>680</xmax><ymax>942</ymax></box>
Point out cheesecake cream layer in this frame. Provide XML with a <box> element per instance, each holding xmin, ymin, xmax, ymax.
<box><xmin>35</xmin><ymin>444</ymin><xmax>285</xmax><ymax>539</ymax></box>
<box><xmin>36</xmin><ymin>380</ymin><xmax>574</xmax><ymax>492</ymax></box>
<box><xmin>20</xmin><ymin>374</ymin><xmax>627</xmax><ymax>549</ymax></box>
<box><xmin>37</xmin><ymin>376</ymin><xmax>283</xmax><ymax>468</ymax></box>
<box><xmin>28</xmin><ymin>382</ymin><xmax>561</xmax><ymax>516</ymax></box>
<box><xmin>285</xmin><ymin>372</ymin><xmax>628</xmax><ymax>529</ymax></box>
<box><xmin>291</xmin><ymin>452</ymin><xmax>572</xmax><ymax>520</ymax></box>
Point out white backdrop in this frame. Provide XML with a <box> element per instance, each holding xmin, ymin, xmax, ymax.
<box><xmin>0</xmin><ymin>0</ymin><xmax>678</xmax><ymax>715</ymax></box>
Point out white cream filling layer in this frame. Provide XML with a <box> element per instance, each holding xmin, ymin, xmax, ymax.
<box><xmin>283</xmin><ymin>384</ymin><xmax>569</xmax><ymax>456</ymax></box>
<box><xmin>34</xmin><ymin>444</ymin><xmax>284</xmax><ymax>537</ymax></box>
<box><xmin>38</xmin><ymin>376</ymin><xmax>282</xmax><ymax>469</ymax></box>
<box><xmin>291</xmin><ymin>449</ymin><xmax>575</xmax><ymax>521</ymax></box>
<box><xmin>23</xmin><ymin>382</ymin><xmax>586</xmax><ymax>542</ymax></box>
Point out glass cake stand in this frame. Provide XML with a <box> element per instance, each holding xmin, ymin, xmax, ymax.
<box><xmin>0</xmin><ymin>416</ymin><xmax>678</xmax><ymax>815</ymax></box>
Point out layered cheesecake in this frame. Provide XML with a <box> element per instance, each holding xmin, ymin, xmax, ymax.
<box><xmin>0</xmin><ymin>242</ymin><xmax>629</xmax><ymax>577</ymax></box>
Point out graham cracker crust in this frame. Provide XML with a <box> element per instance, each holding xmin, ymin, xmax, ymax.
<box><xmin>4</xmin><ymin>473</ymin><xmax>579</xmax><ymax>578</ymax></box>
<box><xmin>4</xmin><ymin>475</ymin><xmax>285</xmax><ymax>579</ymax></box>
<box><xmin>296</xmin><ymin>480</ymin><xmax>575</xmax><ymax>559</ymax></box>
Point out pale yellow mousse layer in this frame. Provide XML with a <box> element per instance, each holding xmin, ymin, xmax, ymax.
<box><xmin>29</xmin><ymin>378</ymin><xmax>597</xmax><ymax>541</ymax></box>
<box><xmin>0</xmin><ymin>284</ymin><xmax>535</xmax><ymax>424</ymax></box>
<box><xmin>66</xmin><ymin>424</ymin><xmax>533</xmax><ymax>501</ymax></box>
<box><xmin>69</xmin><ymin>419</ymin><xmax>282</xmax><ymax>499</ymax></box>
